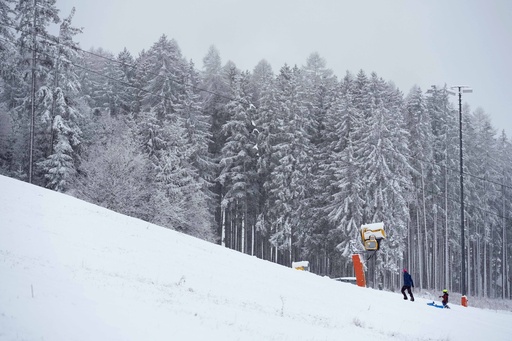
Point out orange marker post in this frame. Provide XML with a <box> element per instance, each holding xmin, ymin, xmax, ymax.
<box><xmin>461</xmin><ymin>295</ymin><xmax>468</xmax><ymax>307</ymax></box>
<box><xmin>352</xmin><ymin>254</ymin><xmax>366</xmax><ymax>287</ymax></box>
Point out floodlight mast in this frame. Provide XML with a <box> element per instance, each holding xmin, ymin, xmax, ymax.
<box><xmin>450</xmin><ymin>85</ymin><xmax>472</xmax><ymax>306</ymax></box>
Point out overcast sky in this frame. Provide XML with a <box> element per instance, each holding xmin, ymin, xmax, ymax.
<box><xmin>55</xmin><ymin>0</ymin><xmax>512</xmax><ymax>137</ymax></box>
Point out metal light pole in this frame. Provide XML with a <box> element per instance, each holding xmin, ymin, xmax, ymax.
<box><xmin>451</xmin><ymin>85</ymin><xmax>472</xmax><ymax>307</ymax></box>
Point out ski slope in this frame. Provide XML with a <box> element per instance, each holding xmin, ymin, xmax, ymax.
<box><xmin>1</xmin><ymin>174</ymin><xmax>511</xmax><ymax>340</ymax></box>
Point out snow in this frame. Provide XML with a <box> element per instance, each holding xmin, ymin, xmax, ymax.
<box><xmin>292</xmin><ymin>261</ymin><xmax>310</xmax><ymax>269</ymax></box>
<box><xmin>1</xmin><ymin>174</ymin><xmax>512</xmax><ymax>340</ymax></box>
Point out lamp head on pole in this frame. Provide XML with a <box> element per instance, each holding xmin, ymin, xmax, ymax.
<box><xmin>450</xmin><ymin>85</ymin><xmax>473</xmax><ymax>94</ymax></box>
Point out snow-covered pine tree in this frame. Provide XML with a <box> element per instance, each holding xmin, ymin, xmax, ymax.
<box><xmin>324</xmin><ymin>76</ymin><xmax>359</xmax><ymax>268</ymax></box>
<box><xmin>9</xmin><ymin>0</ymin><xmax>60</xmax><ymax>183</ymax></box>
<box><xmin>266</xmin><ymin>65</ymin><xmax>314</xmax><ymax>265</ymax></box>
<box><xmin>199</xmin><ymin>45</ymin><xmax>230</xmax><ymax>240</ymax></box>
<box><xmin>136</xmin><ymin>35</ymin><xmax>214</xmax><ymax>241</ymax></box>
<box><xmin>114</xmin><ymin>48</ymin><xmax>136</xmax><ymax>117</ymax></box>
<box><xmin>0</xmin><ymin>0</ymin><xmax>15</xmax><ymax>80</ymax></box>
<box><xmin>324</xmin><ymin>71</ymin><xmax>366</xmax><ymax>272</ymax></box>
<box><xmin>138</xmin><ymin>35</ymin><xmax>182</xmax><ymax>157</ymax></box>
<box><xmin>218</xmin><ymin>71</ymin><xmax>259</xmax><ymax>253</ymax></box>
<box><xmin>364</xmin><ymin>74</ymin><xmax>410</xmax><ymax>288</ymax></box>
<box><xmin>252</xmin><ymin>63</ymin><xmax>278</xmax><ymax>260</ymax></box>
<box><xmin>130</xmin><ymin>50</ymin><xmax>150</xmax><ymax>119</ymax></box>
<box><xmin>426</xmin><ymin>85</ymin><xmax>458</xmax><ymax>290</ymax></box>
<box><xmin>298</xmin><ymin>53</ymin><xmax>338</xmax><ymax>274</ymax></box>
<box><xmin>175</xmin><ymin>60</ymin><xmax>217</xmax><ymax>237</ymax></box>
<box><xmin>404</xmin><ymin>85</ymin><xmax>434</xmax><ymax>289</ymax></box>
<box><xmin>37</xmin><ymin>8</ymin><xmax>84</xmax><ymax>192</ymax></box>
<box><xmin>464</xmin><ymin>107</ymin><xmax>499</xmax><ymax>297</ymax></box>
<box><xmin>0</xmin><ymin>0</ymin><xmax>18</xmax><ymax>175</ymax></box>
<box><xmin>250</xmin><ymin>59</ymin><xmax>273</xmax><ymax>108</ymax></box>
<box><xmin>200</xmin><ymin>45</ymin><xmax>230</xmax><ymax>158</ymax></box>
<box><xmin>383</xmin><ymin>83</ymin><xmax>413</xmax><ymax>289</ymax></box>
<box><xmin>496</xmin><ymin>130</ymin><xmax>512</xmax><ymax>298</ymax></box>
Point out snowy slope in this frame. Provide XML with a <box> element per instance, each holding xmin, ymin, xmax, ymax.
<box><xmin>1</xmin><ymin>174</ymin><xmax>511</xmax><ymax>340</ymax></box>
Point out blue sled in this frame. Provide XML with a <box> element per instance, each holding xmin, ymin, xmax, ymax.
<box><xmin>427</xmin><ymin>302</ymin><xmax>445</xmax><ymax>309</ymax></box>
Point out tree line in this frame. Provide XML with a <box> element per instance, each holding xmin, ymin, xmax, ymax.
<box><xmin>1</xmin><ymin>0</ymin><xmax>511</xmax><ymax>299</ymax></box>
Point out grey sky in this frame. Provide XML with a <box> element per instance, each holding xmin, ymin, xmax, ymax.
<box><xmin>56</xmin><ymin>0</ymin><xmax>512</xmax><ymax>137</ymax></box>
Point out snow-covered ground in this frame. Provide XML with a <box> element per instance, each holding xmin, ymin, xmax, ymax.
<box><xmin>1</xmin><ymin>174</ymin><xmax>512</xmax><ymax>340</ymax></box>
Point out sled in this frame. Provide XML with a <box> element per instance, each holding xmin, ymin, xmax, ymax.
<box><xmin>427</xmin><ymin>302</ymin><xmax>448</xmax><ymax>309</ymax></box>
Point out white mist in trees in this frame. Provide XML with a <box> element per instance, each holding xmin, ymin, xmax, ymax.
<box><xmin>250</xmin><ymin>59</ymin><xmax>274</xmax><ymax>107</ymax></box>
<box><xmin>200</xmin><ymin>45</ymin><xmax>230</xmax><ymax>157</ymax></box>
<box><xmin>301</xmin><ymin>53</ymin><xmax>336</xmax><ymax>144</ymax></box>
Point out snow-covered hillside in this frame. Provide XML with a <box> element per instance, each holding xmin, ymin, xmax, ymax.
<box><xmin>1</xmin><ymin>175</ymin><xmax>511</xmax><ymax>340</ymax></box>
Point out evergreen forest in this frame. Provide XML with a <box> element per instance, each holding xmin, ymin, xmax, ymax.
<box><xmin>1</xmin><ymin>1</ymin><xmax>511</xmax><ymax>299</ymax></box>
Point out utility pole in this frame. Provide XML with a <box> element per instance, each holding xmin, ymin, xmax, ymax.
<box><xmin>451</xmin><ymin>85</ymin><xmax>472</xmax><ymax>307</ymax></box>
<box><xmin>29</xmin><ymin>0</ymin><xmax>37</xmax><ymax>183</ymax></box>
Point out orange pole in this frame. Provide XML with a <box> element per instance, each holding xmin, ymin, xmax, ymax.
<box><xmin>461</xmin><ymin>295</ymin><xmax>468</xmax><ymax>307</ymax></box>
<box><xmin>352</xmin><ymin>254</ymin><xmax>366</xmax><ymax>287</ymax></box>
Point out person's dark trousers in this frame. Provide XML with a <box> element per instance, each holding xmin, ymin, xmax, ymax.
<box><xmin>401</xmin><ymin>286</ymin><xmax>414</xmax><ymax>301</ymax></box>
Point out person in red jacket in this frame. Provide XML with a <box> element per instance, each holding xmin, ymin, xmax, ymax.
<box><xmin>439</xmin><ymin>289</ymin><xmax>450</xmax><ymax>308</ymax></box>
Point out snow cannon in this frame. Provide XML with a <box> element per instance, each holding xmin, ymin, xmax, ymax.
<box><xmin>292</xmin><ymin>261</ymin><xmax>309</xmax><ymax>271</ymax></box>
<box><xmin>360</xmin><ymin>222</ymin><xmax>386</xmax><ymax>251</ymax></box>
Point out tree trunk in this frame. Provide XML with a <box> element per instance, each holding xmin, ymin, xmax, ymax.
<box><xmin>502</xmin><ymin>179</ymin><xmax>507</xmax><ymax>298</ymax></box>
<box><xmin>421</xmin><ymin>167</ymin><xmax>430</xmax><ymax>289</ymax></box>
<box><xmin>221</xmin><ymin>207</ymin><xmax>226</xmax><ymax>247</ymax></box>
<box><xmin>417</xmin><ymin>200</ymin><xmax>423</xmax><ymax>289</ymax></box>
<box><xmin>433</xmin><ymin>209</ymin><xmax>438</xmax><ymax>289</ymax></box>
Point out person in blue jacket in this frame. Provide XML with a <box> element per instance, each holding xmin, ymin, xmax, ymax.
<box><xmin>401</xmin><ymin>269</ymin><xmax>414</xmax><ymax>301</ymax></box>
